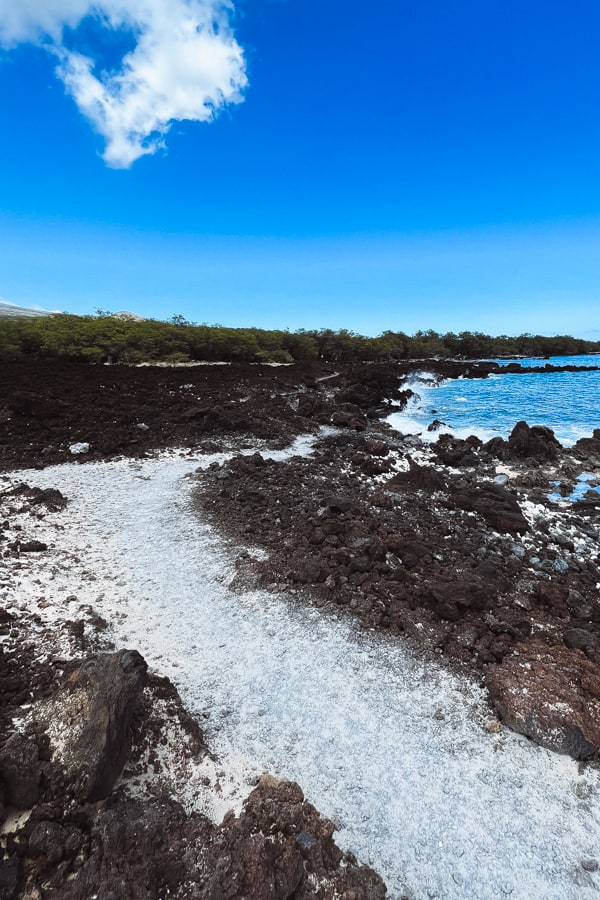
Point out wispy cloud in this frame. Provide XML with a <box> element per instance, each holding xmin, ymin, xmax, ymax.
<box><xmin>0</xmin><ymin>0</ymin><xmax>247</xmax><ymax>167</ymax></box>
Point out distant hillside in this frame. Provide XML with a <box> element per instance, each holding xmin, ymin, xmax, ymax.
<box><xmin>0</xmin><ymin>301</ymin><xmax>56</xmax><ymax>319</ymax></box>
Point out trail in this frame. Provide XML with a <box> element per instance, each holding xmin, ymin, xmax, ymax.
<box><xmin>6</xmin><ymin>443</ymin><xmax>600</xmax><ymax>899</ymax></box>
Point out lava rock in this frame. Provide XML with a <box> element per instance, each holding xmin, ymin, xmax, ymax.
<box><xmin>48</xmin><ymin>649</ymin><xmax>148</xmax><ymax>802</ymax></box>
<box><xmin>0</xmin><ymin>732</ymin><xmax>41</xmax><ymax>808</ymax></box>
<box><xmin>0</xmin><ymin>856</ymin><xmax>21</xmax><ymax>900</ymax></box>
<box><xmin>432</xmin><ymin>435</ymin><xmax>480</xmax><ymax>467</ymax></box>
<box><xmin>508</xmin><ymin>421</ymin><xmax>562</xmax><ymax>461</ymax></box>
<box><xmin>16</xmin><ymin>540</ymin><xmax>48</xmax><ymax>553</ymax></box>
<box><xmin>364</xmin><ymin>439</ymin><xmax>390</xmax><ymax>457</ymax></box>
<box><xmin>319</xmin><ymin>496</ymin><xmax>355</xmax><ymax>514</ymax></box>
<box><xmin>563</xmin><ymin>628</ymin><xmax>600</xmax><ymax>658</ymax></box>
<box><xmin>7</xmin><ymin>392</ymin><xmax>64</xmax><ymax>420</ymax></box>
<box><xmin>211</xmin><ymin>775</ymin><xmax>388</xmax><ymax>899</ymax></box>
<box><xmin>453</xmin><ymin>484</ymin><xmax>529</xmax><ymax>534</ymax></box>
<box><xmin>386</xmin><ymin>464</ymin><xmax>445</xmax><ymax>493</ymax></box>
<box><xmin>486</xmin><ymin>640</ymin><xmax>600</xmax><ymax>759</ymax></box>
<box><xmin>427</xmin><ymin>419</ymin><xmax>447</xmax><ymax>432</ymax></box>
<box><xmin>574</xmin><ymin>429</ymin><xmax>600</xmax><ymax>459</ymax></box>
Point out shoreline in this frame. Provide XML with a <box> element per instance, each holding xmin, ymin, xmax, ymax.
<box><xmin>1</xmin><ymin>359</ymin><xmax>600</xmax><ymax>897</ymax></box>
<box><xmin>3</xmin><ymin>449</ymin><xmax>600</xmax><ymax>898</ymax></box>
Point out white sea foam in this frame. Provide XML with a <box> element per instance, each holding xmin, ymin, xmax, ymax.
<box><xmin>389</xmin><ymin>365</ymin><xmax>600</xmax><ymax>446</ymax></box>
<box><xmin>388</xmin><ymin>389</ymin><xmax>501</xmax><ymax>443</ymax></box>
<box><xmin>4</xmin><ymin>451</ymin><xmax>600</xmax><ymax>899</ymax></box>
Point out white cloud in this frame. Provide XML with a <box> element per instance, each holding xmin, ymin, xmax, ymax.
<box><xmin>0</xmin><ymin>0</ymin><xmax>247</xmax><ymax>167</ymax></box>
<box><xmin>0</xmin><ymin>1</ymin><xmax>91</xmax><ymax>45</ymax></box>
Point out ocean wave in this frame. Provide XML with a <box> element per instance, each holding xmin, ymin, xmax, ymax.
<box><xmin>392</xmin><ymin>365</ymin><xmax>600</xmax><ymax>447</ymax></box>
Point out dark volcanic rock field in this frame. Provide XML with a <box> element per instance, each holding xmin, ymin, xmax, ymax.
<box><xmin>194</xmin><ymin>419</ymin><xmax>600</xmax><ymax>759</ymax></box>
<box><xmin>1</xmin><ymin>357</ymin><xmax>600</xmax><ymax>898</ymax></box>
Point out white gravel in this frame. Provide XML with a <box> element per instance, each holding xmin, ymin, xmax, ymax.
<box><xmin>3</xmin><ymin>443</ymin><xmax>600</xmax><ymax>900</ymax></box>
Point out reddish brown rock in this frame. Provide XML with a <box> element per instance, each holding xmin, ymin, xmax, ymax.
<box><xmin>46</xmin><ymin>649</ymin><xmax>148</xmax><ymax>803</ymax></box>
<box><xmin>213</xmin><ymin>775</ymin><xmax>387</xmax><ymax>900</ymax></box>
<box><xmin>453</xmin><ymin>483</ymin><xmax>529</xmax><ymax>534</ymax></box>
<box><xmin>14</xmin><ymin>766</ymin><xmax>387</xmax><ymax>900</ymax></box>
<box><xmin>364</xmin><ymin>439</ymin><xmax>390</xmax><ymax>457</ymax></box>
<box><xmin>486</xmin><ymin>639</ymin><xmax>600</xmax><ymax>759</ymax></box>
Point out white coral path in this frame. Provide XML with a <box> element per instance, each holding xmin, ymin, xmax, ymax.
<box><xmin>5</xmin><ymin>445</ymin><xmax>600</xmax><ymax>899</ymax></box>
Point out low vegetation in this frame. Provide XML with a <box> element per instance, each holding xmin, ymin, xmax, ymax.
<box><xmin>0</xmin><ymin>312</ymin><xmax>598</xmax><ymax>364</ymax></box>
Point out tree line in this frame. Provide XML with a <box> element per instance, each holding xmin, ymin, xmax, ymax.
<box><xmin>0</xmin><ymin>313</ymin><xmax>598</xmax><ymax>365</ymax></box>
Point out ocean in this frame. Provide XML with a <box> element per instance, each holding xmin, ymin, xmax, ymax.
<box><xmin>388</xmin><ymin>355</ymin><xmax>600</xmax><ymax>446</ymax></box>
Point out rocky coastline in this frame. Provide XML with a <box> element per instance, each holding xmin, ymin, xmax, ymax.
<box><xmin>1</xmin><ymin>358</ymin><xmax>600</xmax><ymax>898</ymax></box>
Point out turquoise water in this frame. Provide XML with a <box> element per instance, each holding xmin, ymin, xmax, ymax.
<box><xmin>388</xmin><ymin>356</ymin><xmax>600</xmax><ymax>446</ymax></box>
<box><xmin>491</xmin><ymin>354</ymin><xmax>600</xmax><ymax>368</ymax></box>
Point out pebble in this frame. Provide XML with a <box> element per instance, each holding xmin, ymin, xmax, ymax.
<box><xmin>68</xmin><ymin>442</ymin><xmax>90</xmax><ymax>455</ymax></box>
<box><xmin>582</xmin><ymin>859</ymin><xmax>599</xmax><ymax>872</ymax></box>
<box><xmin>485</xmin><ymin>718</ymin><xmax>501</xmax><ymax>734</ymax></box>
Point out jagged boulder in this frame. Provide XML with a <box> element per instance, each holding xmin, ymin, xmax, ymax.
<box><xmin>431</xmin><ymin>435</ymin><xmax>481</xmax><ymax>467</ymax></box>
<box><xmin>574</xmin><ymin>428</ymin><xmax>600</xmax><ymax>461</ymax></box>
<box><xmin>0</xmin><ymin>857</ymin><xmax>21</xmax><ymax>900</ymax></box>
<box><xmin>486</xmin><ymin>640</ymin><xmax>600</xmax><ymax>759</ymax></box>
<box><xmin>16</xmin><ymin>779</ymin><xmax>387</xmax><ymax>900</ymax></box>
<box><xmin>0</xmin><ymin>732</ymin><xmax>41</xmax><ymax>809</ymax></box>
<box><xmin>206</xmin><ymin>775</ymin><xmax>387</xmax><ymax>900</ymax></box>
<box><xmin>45</xmin><ymin>649</ymin><xmax>148</xmax><ymax>803</ymax></box>
<box><xmin>453</xmin><ymin>483</ymin><xmax>529</xmax><ymax>534</ymax></box>
<box><xmin>19</xmin><ymin>797</ymin><xmax>211</xmax><ymax>899</ymax></box>
<box><xmin>508</xmin><ymin>420</ymin><xmax>562</xmax><ymax>461</ymax></box>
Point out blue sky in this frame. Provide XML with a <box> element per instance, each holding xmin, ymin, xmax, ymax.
<box><xmin>0</xmin><ymin>0</ymin><xmax>599</xmax><ymax>338</ymax></box>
